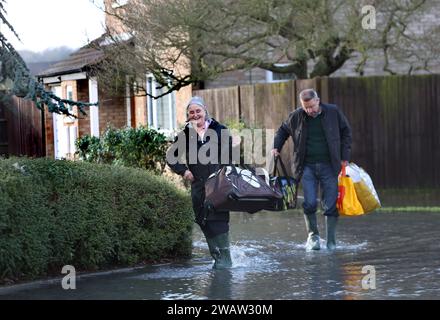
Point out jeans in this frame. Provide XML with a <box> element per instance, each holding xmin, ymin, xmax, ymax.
<box><xmin>302</xmin><ymin>162</ymin><xmax>339</xmax><ymax>217</ymax></box>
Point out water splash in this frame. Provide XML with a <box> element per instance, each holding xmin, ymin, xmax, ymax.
<box><xmin>229</xmin><ymin>241</ymin><xmax>280</xmax><ymax>271</ymax></box>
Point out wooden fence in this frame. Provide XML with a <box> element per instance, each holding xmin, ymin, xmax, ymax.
<box><xmin>195</xmin><ymin>74</ymin><xmax>440</xmax><ymax>189</ymax></box>
<box><xmin>0</xmin><ymin>94</ymin><xmax>44</xmax><ymax>158</ymax></box>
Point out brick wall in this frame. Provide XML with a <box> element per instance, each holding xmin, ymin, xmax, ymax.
<box><xmin>98</xmin><ymin>87</ymin><xmax>127</xmax><ymax>133</ymax></box>
<box><xmin>104</xmin><ymin>0</ymin><xmax>129</xmax><ymax>36</ymax></box>
<box><xmin>175</xmin><ymin>86</ymin><xmax>192</xmax><ymax>127</ymax></box>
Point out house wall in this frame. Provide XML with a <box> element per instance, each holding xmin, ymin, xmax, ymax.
<box><xmin>104</xmin><ymin>0</ymin><xmax>129</xmax><ymax>36</ymax></box>
<box><xmin>175</xmin><ymin>86</ymin><xmax>193</xmax><ymax>128</ymax></box>
<box><xmin>103</xmin><ymin>0</ymin><xmax>192</xmax><ymax>131</ymax></box>
<box><xmin>45</xmin><ymin>77</ymin><xmax>130</xmax><ymax>158</ymax></box>
<box><xmin>98</xmin><ymin>87</ymin><xmax>127</xmax><ymax>133</ymax></box>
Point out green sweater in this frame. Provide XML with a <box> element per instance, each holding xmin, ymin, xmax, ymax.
<box><xmin>305</xmin><ymin>114</ymin><xmax>331</xmax><ymax>164</ymax></box>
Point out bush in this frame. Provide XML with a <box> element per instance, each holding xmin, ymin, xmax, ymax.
<box><xmin>75</xmin><ymin>126</ymin><xmax>168</xmax><ymax>173</ymax></box>
<box><xmin>0</xmin><ymin>157</ymin><xmax>193</xmax><ymax>283</ymax></box>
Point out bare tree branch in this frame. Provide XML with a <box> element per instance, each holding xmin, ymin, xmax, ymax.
<box><xmin>92</xmin><ymin>0</ymin><xmax>440</xmax><ymax>97</ymax></box>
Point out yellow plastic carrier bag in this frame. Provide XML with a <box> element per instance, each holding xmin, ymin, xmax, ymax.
<box><xmin>337</xmin><ymin>164</ymin><xmax>364</xmax><ymax>216</ymax></box>
<box><xmin>346</xmin><ymin>163</ymin><xmax>381</xmax><ymax>213</ymax></box>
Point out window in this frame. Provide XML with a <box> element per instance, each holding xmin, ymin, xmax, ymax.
<box><xmin>146</xmin><ymin>75</ymin><xmax>176</xmax><ymax>137</ymax></box>
<box><xmin>266</xmin><ymin>63</ymin><xmax>297</xmax><ymax>83</ymax></box>
<box><xmin>64</xmin><ymin>85</ymin><xmax>75</xmax><ymax>123</ymax></box>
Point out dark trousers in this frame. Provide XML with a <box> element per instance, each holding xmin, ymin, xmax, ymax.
<box><xmin>191</xmin><ymin>180</ymin><xmax>230</xmax><ymax>238</ymax></box>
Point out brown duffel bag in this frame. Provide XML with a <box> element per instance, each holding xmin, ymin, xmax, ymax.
<box><xmin>204</xmin><ymin>165</ymin><xmax>284</xmax><ymax>213</ymax></box>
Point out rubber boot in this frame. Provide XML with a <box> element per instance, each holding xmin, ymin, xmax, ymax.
<box><xmin>304</xmin><ymin>213</ymin><xmax>320</xmax><ymax>250</ymax></box>
<box><xmin>326</xmin><ymin>216</ymin><xmax>338</xmax><ymax>250</ymax></box>
<box><xmin>206</xmin><ymin>232</ymin><xmax>232</xmax><ymax>269</ymax></box>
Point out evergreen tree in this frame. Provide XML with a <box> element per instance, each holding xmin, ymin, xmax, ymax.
<box><xmin>0</xmin><ymin>0</ymin><xmax>95</xmax><ymax>116</ymax></box>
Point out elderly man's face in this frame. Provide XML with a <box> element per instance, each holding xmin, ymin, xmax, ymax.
<box><xmin>301</xmin><ymin>98</ymin><xmax>320</xmax><ymax>117</ymax></box>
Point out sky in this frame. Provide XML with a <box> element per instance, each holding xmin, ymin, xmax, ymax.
<box><xmin>2</xmin><ymin>0</ymin><xmax>106</xmax><ymax>52</ymax></box>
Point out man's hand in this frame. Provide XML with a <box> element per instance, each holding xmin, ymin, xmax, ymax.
<box><xmin>271</xmin><ymin>148</ymin><xmax>280</xmax><ymax>157</ymax></box>
<box><xmin>183</xmin><ymin>170</ymin><xmax>195</xmax><ymax>182</ymax></box>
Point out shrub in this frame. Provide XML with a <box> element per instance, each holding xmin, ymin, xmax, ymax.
<box><xmin>75</xmin><ymin>126</ymin><xmax>168</xmax><ymax>173</ymax></box>
<box><xmin>0</xmin><ymin>157</ymin><xmax>193</xmax><ymax>283</ymax></box>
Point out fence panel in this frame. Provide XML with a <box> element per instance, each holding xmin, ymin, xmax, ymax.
<box><xmin>194</xmin><ymin>74</ymin><xmax>440</xmax><ymax>188</ymax></box>
<box><xmin>0</xmin><ymin>95</ymin><xmax>44</xmax><ymax>157</ymax></box>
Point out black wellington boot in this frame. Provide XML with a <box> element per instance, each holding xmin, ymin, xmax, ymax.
<box><xmin>326</xmin><ymin>216</ymin><xmax>338</xmax><ymax>250</ymax></box>
<box><xmin>206</xmin><ymin>232</ymin><xmax>232</xmax><ymax>269</ymax></box>
<box><xmin>304</xmin><ymin>213</ymin><xmax>321</xmax><ymax>250</ymax></box>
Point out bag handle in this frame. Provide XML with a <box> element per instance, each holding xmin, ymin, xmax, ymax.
<box><xmin>273</xmin><ymin>155</ymin><xmax>294</xmax><ymax>187</ymax></box>
<box><xmin>341</xmin><ymin>162</ymin><xmax>347</xmax><ymax>177</ymax></box>
<box><xmin>273</xmin><ymin>155</ymin><xmax>299</xmax><ymax>209</ymax></box>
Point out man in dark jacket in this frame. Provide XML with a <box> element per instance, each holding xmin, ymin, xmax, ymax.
<box><xmin>167</xmin><ymin>96</ymin><xmax>233</xmax><ymax>268</ymax></box>
<box><xmin>272</xmin><ymin>89</ymin><xmax>352</xmax><ymax>250</ymax></box>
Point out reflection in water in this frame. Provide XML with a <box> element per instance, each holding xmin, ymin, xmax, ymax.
<box><xmin>1</xmin><ymin>211</ymin><xmax>440</xmax><ymax>299</ymax></box>
<box><xmin>341</xmin><ymin>264</ymin><xmax>364</xmax><ymax>300</ymax></box>
<box><xmin>205</xmin><ymin>270</ymin><xmax>233</xmax><ymax>300</ymax></box>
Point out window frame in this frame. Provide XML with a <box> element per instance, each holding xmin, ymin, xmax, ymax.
<box><xmin>265</xmin><ymin>63</ymin><xmax>297</xmax><ymax>83</ymax></box>
<box><xmin>146</xmin><ymin>74</ymin><xmax>176</xmax><ymax>138</ymax></box>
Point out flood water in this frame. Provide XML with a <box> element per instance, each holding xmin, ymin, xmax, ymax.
<box><xmin>1</xmin><ymin>211</ymin><xmax>440</xmax><ymax>300</ymax></box>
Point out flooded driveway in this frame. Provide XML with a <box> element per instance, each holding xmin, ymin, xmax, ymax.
<box><xmin>1</xmin><ymin>211</ymin><xmax>440</xmax><ymax>299</ymax></box>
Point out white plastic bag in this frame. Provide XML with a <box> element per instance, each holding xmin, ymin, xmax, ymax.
<box><xmin>346</xmin><ymin>163</ymin><xmax>381</xmax><ymax>213</ymax></box>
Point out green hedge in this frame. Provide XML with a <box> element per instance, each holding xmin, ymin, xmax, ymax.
<box><xmin>0</xmin><ymin>157</ymin><xmax>193</xmax><ymax>283</ymax></box>
<box><xmin>75</xmin><ymin>126</ymin><xmax>168</xmax><ymax>173</ymax></box>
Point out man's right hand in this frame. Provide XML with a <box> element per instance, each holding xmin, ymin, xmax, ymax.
<box><xmin>271</xmin><ymin>148</ymin><xmax>280</xmax><ymax>157</ymax></box>
<box><xmin>183</xmin><ymin>170</ymin><xmax>195</xmax><ymax>182</ymax></box>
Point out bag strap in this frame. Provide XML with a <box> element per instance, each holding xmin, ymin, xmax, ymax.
<box><xmin>213</xmin><ymin>166</ymin><xmax>227</xmax><ymax>191</ymax></box>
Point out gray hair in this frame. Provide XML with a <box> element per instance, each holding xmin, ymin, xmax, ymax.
<box><xmin>186</xmin><ymin>96</ymin><xmax>210</xmax><ymax>121</ymax></box>
<box><xmin>299</xmin><ymin>89</ymin><xmax>319</xmax><ymax>102</ymax></box>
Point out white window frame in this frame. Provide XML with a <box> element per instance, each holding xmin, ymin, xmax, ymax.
<box><xmin>52</xmin><ymin>86</ymin><xmax>63</xmax><ymax>159</ymax></box>
<box><xmin>126</xmin><ymin>75</ymin><xmax>132</xmax><ymax>127</ymax></box>
<box><xmin>146</xmin><ymin>74</ymin><xmax>176</xmax><ymax>138</ymax></box>
<box><xmin>88</xmin><ymin>77</ymin><xmax>100</xmax><ymax>137</ymax></box>
<box><xmin>64</xmin><ymin>85</ymin><xmax>75</xmax><ymax>124</ymax></box>
<box><xmin>64</xmin><ymin>85</ymin><xmax>77</xmax><ymax>158</ymax></box>
<box><xmin>265</xmin><ymin>63</ymin><xmax>296</xmax><ymax>83</ymax></box>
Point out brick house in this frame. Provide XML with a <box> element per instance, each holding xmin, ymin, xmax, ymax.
<box><xmin>39</xmin><ymin>0</ymin><xmax>191</xmax><ymax>159</ymax></box>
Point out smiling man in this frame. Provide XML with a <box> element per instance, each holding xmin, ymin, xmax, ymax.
<box><xmin>272</xmin><ymin>89</ymin><xmax>352</xmax><ymax>251</ymax></box>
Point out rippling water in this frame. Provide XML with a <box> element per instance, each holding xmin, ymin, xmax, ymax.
<box><xmin>1</xmin><ymin>211</ymin><xmax>440</xmax><ymax>299</ymax></box>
